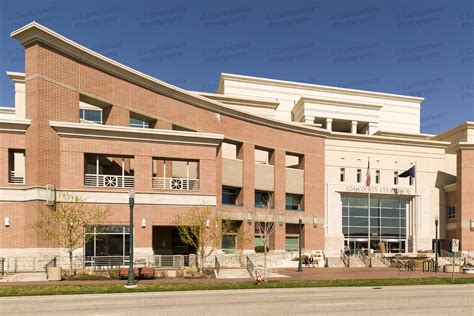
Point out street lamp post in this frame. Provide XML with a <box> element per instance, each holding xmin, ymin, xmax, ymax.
<box><xmin>434</xmin><ymin>215</ymin><xmax>439</xmax><ymax>273</ymax></box>
<box><xmin>297</xmin><ymin>218</ymin><xmax>303</xmax><ymax>272</ymax></box>
<box><xmin>125</xmin><ymin>190</ymin><xmax>137</xmax><ymax>288</ymax></box>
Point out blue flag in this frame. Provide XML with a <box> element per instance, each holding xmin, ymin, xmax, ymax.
<box><xmin>399</xmin><ymin>165</ymin><xmax>416</xmax><ymax>178</ymax></box>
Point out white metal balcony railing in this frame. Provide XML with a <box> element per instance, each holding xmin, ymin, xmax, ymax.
<box><xmin>84</xmin><ymin>174</ymin><xmax>134</xmax><ymax>188</ymax></box>
<box><xmin>152</xmin><ymin>177</ymin><xmax>200</xmax><ymax>191</ymax></box>
<box><xmin>9</xmin><ymin>171</ymin><xmax>25</xmax><ymax>184</ymax></box>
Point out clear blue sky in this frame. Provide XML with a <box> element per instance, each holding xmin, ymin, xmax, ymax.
<box><xmin>0</xmin><ymin>0</ymin><xmax>472</xmax><ymax>134</ymax></box>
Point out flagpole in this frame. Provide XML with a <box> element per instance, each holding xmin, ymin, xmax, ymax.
<box><xmin>414</xmin><ymin>161</ymin><xmax>417</xmax><ymax>254</ymax></box>
<box><xmin>367</xmin><ymin>158</ymin><xmax>371</xmax><ymax>252</ymax></box>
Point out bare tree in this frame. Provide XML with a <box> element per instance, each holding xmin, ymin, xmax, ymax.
<box><xmin>33</xmin><ymin>193</ymin><xmax>110</xmax><ymax>276</ymax></box>
<box><xmin>253</xmin><ymin>192</ymin><xmax>279</xmax><ymax>282</ymax></box>
<box><xmin>175</xmin><ymin>206</ymin><xmax>229</xmax><ymax>274</ymax></box>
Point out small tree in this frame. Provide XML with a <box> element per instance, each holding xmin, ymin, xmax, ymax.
<box><xmin>253</xmin><ymin>193</ymin><xmax>278</xmax><ymax>282</ymax></box>
<box><xmin>175</xmin><ymin>206</ymin><xmax>229</xmax><ymax>274</ymax></box>
<box><xmin>33</xmin><ymin>193</ymin><xmax>110</xmax><ymax>276</ymax></box>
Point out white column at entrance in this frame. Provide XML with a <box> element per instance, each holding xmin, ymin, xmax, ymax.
<box><xmin>351</xmin><ymin>121</ymin><xmax>358</xmax><ymax>134</ymax></box>
<box><xmin>326</xmin><ymin>118</ymin><xmax>333</xmax><ymax>131</ymax></box>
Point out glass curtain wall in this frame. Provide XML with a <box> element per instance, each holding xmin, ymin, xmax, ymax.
<box><xmin>342</xmin><ymin>196</ymin><xmax>407</xmax><ymax>253</ymax></box>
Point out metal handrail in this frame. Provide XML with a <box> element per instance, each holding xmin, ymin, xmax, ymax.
<box><xmin>84</xmin><ymin>174</ymin><xmax>134</xmax><ymax>188</ymax></box>
<box><xmin>214</xmin><ymin>256</ymin><xmax>220</xmax><ymax>278</ymax></box>
<box><xmin>340</xmin><ymin>249</ymin><xmax>350</xmax><ymax>267</ymax></box>
<box><xmin>152</xmin><ymin>177</ymin><xmax>200</xmax><ymax>191</ymax></box>
<box><xmin>0</xmin><ymin>257</ymin><xmax>5</xmax><ymax>276</ymax></box>
<box><xmin>9</xmin><ymin>171</ymin><xmax>25</xmax><ymax>184</ymax></box>
<box><xmin>44</xmin><ymin>257</ymin><xmax>57</xmax><ymax>277</ymax></box>
<box><xmin>358</xmin><ymin>250</ymin><xmax>371</xmax><ymax>268</ymax></box>
<box><xmin>246</xmin><ymin>256</ymin><xmax>254</xmax><ymax>277</ymax></box>
<box><xmin>440</xmin><ymin>249</ymin><xmax>453</xmax><ymax>257</ymax></box>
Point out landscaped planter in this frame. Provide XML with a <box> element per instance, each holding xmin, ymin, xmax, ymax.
<box><xmin>463</xmin><ymin>267</ymin><xmax>474</xmax><ymax>274</ymax></box>
<box><xmin>443</xmin><ymin>265</ymin><xmax>461</xmax><ymax>273</ymax></box>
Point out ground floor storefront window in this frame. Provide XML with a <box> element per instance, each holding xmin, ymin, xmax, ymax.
<box><xmin>342</xmin><ymin>196</ymin><xmax>407</xmax><ymax>253</ymax></box>
<box><xmin>84</xmin><ymin>225</ymin><xmax>130</xmax><ymax>265</ymax></box>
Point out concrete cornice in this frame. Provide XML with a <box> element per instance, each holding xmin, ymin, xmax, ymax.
<box><xmin>219</xmin><ymin>73</ymin><xmax>424</xmax><ymax>103</ymax></box>
<box><xmin>434</xmin><ymin>121</ymin><xmax>474</xmax><ymax>141</ymax></box>
<box><xmin>6</xmin><ymin>71</ymin><xmax>25</xmax><ymax>83</ymax></box>
<box><xmin>454</xmin><ymin>142</ymin><xmax>474</xmax><ymax>151</ymax></box>
<box><xmin>11</xmin><ymin>22</ymin><xmax>329</xmax><ymax>138</ymax></box>
<box><xmin>293</xmin><ymin>96</ymin><xmax>383</xmax><ymax>115</ymax></box>
<box><xmin>373</xmin><ymin>130</ymin><xmax>435</xmax><ymax>140</ymax></box>
<box><xmin>0</xmin><ymin>118</ymin><xmax>31</xmax><ymax>133</ymax></box>
<box><xmin>443</xmin><ymin>183</ymin><xmax>457</xmax><ymax>192</ymax></box>
<box><xmin>196</xmin><ymin>92</ymin><xmax>280</xmax><ymax>109</ymax></box>
<box><xmin>328</xmin><ymin>131</ymin><xmax>450</xmax><ymax>148</ymax></box>
<box><xmin>49</xmin><ymin>121</ymin><xmax>224</xmax><ymax>146</ymax></box>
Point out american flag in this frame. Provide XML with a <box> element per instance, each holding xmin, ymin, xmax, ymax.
<box><xmin>366</xmin><ymin>159</ymin><xmax>371</xmax><ymax>187</ymax></box>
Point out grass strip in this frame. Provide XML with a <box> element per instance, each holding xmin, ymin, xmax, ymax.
<box><xmin>1</xmin><ymin>278</ymin><xmax>473</xmax><ymax>297</ymax></box>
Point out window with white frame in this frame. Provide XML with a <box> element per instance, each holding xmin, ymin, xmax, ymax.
<box><xmin>129</xmin><ymin>116</ymin><xmax>150</xmax><ymax>128</ymax></box>
<box><xmin>394</xmin><ymin>171</ymin><xmax>399</xmax><ymax>185</ymax></box>
<box><xmin>357</xmin><ymin>169</ymin><xmax>362</xmax><ymax>183</ymax></box>
<box><xmin>80</xmin><ymin>108</ymin><xmax>103</xmax><ymax>124</ymax></box>
<box><xmin>375</xmin><ymin>170</ymin><xmax>380</xmax><ymax>184</ymax></box>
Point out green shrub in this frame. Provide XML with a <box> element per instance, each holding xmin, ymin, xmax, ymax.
<box><xmin>255</xmin><ymin>245</ymin><xmax>269</xmax><ymax>253</ymax></box>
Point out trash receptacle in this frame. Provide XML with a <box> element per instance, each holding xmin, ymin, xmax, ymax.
<box><xmin>48</xmin><ymin>267</ymin><xmax>62</xmax><ymax>281</ymax></box>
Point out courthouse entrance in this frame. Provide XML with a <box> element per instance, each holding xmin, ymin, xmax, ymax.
<box><xmin>342</xmin><ymin>196</ymin><xmax>407</xmax><ymax>253</ymax></box>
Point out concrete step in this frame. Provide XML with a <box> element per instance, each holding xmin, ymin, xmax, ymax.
<box><xmin>370</xmin><ymin>257</ymin><xmax>388</xmax><ymax>268</ymax></box>
<box><xmin>217</xmin><ymin>268</ymin><xmax>251</xmax><ymax>279</ymax></box>
<box><xmin>327</xmin><ymin>257</ymin><xmax>346</xmax><ymax>268</ymax></box>
<box><xmin>0</xmin><ymin>272</ymin><xmax>47</xmax><ymax>282</ymax></box>
<box><xmin>349</xmin><ymin>256</ymin><xmax>366</xmax><ymax>268</ymax></box>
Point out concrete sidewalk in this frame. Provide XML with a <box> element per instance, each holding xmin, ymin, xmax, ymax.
<box><xmin>1</xmin><ymin>267</ymin><xmax>472</xmax><ymax>287</ymax></box>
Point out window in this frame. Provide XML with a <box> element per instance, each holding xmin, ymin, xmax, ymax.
<box><xmin>447</xmin><ymin>206</ymin><xmax>456</xmax><ymax>219</ymax></box>
<box><xmin>340</xmin><ymin>168</ymin><xmax>345</xmax><ymax>182</ymax></box>
<box><xmin>222</xmin><ymin>186</ymin><xmax>241</xmax><ymax>206</ymax></box>
<box><xmin>84</xmin><ymin>225</ymin><xmax>130</xmax><ymax>266</ymax></box>
<box><xmin>129</xmin><ymin>116</ymin><xmax>150</xmax><ymax>128</ymax></box>
<box><xmin>80</xmin><ymin>109</ymin><xmax>103</xmax><ymax>124</ymax></box>
<box><xmin>222</xmin><ymin>220</ymin><xmax>240</xmax><ymax>253</ymax></box>
<box><xmin>409</xmin><ymin>177</ymin><xmax>413</xmax><ymax>186</ymax></box>
<box><xmin>375</xmin><ymin>170</ymin><xmax>380</xmax><ymax>184</ymax></box>
<box><xmin>8</xmin><ymin>149</ymin><xmax>25</xmax><ymax>184</ymax></box>
<box><xmin>255</xmin><ymin>191</ymin><xmax>272</xmax><ymax>208</ymax></box>
<box><xmin>356</xmin><ymin>169</ymin><xmax>362</xmax><ymax>183</ymax></box>
<box><xmin>286</xmin><ymin>194</ymin><xmax>303</xmax><ymax>211</ymax></box>
<box><xmin>394</xmin><ymin>171</ymin><xmax>399</xmax><ymax>185</ymax></box>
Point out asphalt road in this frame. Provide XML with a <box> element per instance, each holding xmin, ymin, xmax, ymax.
<box><xmin>1</xmin><ymin>285</ymin><xmax>473</xmax><ymax>315</ymax></box>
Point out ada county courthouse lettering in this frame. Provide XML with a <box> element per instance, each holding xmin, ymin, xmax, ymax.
<box><xmin>0</xmin><ymin>22</ymin><xmax>473</xmax><ymax>267</ymax></box>
<box><xmin>346</xmin><ymin>185</ymin><xmax>413</xmax><ymax>195</ymax></box>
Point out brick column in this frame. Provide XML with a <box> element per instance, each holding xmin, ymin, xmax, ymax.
<box><xmin>103</xmin><ymin>106</ymin><xmax>129</xmax><ymax>126</ymax></box>
<box><xmin>303</xmin><ymin>153</ymin><xmax>325</xmax><ymax>250</ymax></box>
<box><xmin>155</xmin><ymin>120</ymin><xmax>172</xmax><ymax>129</ymax></box>
<box><xmin>239</xmin><ymin>143</ymin><xmax>255</xmax><ymax>209</ymax></box>
<box><xmin>134</xmin><ymin>155</ymin><xmax>152</xmax><ymax>192</ymax></box>
<box><xmin>0</xmin><ymin>148</ymin><xmax>8</xmax><ymax>187</ymax></box>
<box><xmin>271</xmin><ymin>149</ymin><xmax>286</xmax><ymax>250</ymax></box>
<box><xmin>239</xmin><ymin>221</ymin><xmax>255</xmax><ymax>251</ymax></box>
